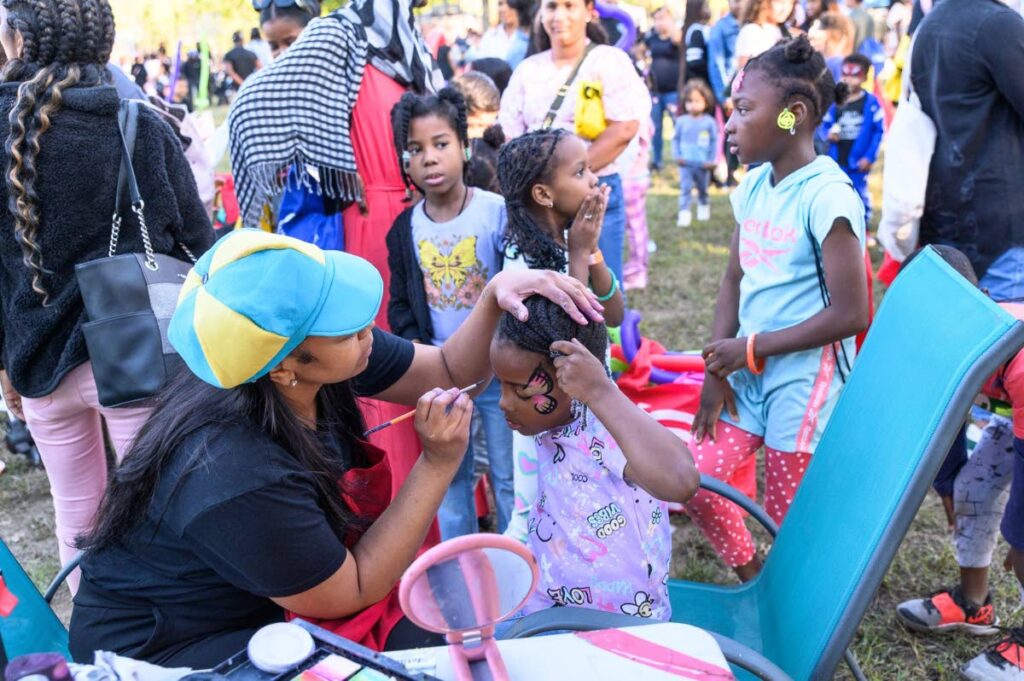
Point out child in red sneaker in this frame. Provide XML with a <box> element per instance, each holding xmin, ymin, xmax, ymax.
<box><xmin>893</xmin><ymin>245</ymin><xmax>1024</xmax><ymax>681</ymax></box>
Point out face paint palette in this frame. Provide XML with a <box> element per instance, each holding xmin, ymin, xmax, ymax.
<box><xmin>211</xmin><ymin>620</ymin><xmax>439</xmax><ymax>681</ymax></box>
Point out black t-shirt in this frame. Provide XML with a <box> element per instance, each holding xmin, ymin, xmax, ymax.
<box><xmin>833</xmin><ymin>94</ymin><xmax>866</xmax><ymax>168</ymax></box>
<box><xmin>69</xmin><ymin>329</ymin><xmax>415</xmax><ymax>668</ymax></box>
<box><xmin>644</xmin><ymin>32</ymin><xmax>681</xmax><ymax>94</ymax></box>
<box><xmin>684</xmin><ymin>24</ymin><xmax>709</xmax><ymax>85</ymax></box>
<box><xmin>224</xmin><ymin>46</ymin><xmax>259</xmax><ymax>82</ymax></box>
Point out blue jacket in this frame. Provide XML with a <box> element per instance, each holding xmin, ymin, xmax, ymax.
<box><xmin>820</xmin><ymin>91</ymin><xmax>884</xmax><ymax>173</ymax></box>
<box><xmin>707</xmin><ymin>14</ymin><xmax>740</xmax><ymax>104</ymax></box>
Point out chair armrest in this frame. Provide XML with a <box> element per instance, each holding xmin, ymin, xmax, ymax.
<box><xmin>699</xmin><ymin>474</ymin><xmax>780</xmax><ymax>538</ymax></box>
<box><xmin>43</xmin><ymin>551</ymin><xmax>83</xmax><ymax>603</ymax></box>
<box><xmin>708</xmin><ymin>632</ymin><xmax>794</xmax><ymax>681</ymax></box>
<box><xmin>502</xmin><ymin>607</ymin><xmax>793</xmax><ymax>680</ymax></box>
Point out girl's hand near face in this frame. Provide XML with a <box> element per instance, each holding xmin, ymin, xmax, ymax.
<box><xmin>550</xmin><ymin>339</ymin><xmax>611</xmax><ymax>403</ymax></box>
<box><xmin>567</xmin><ymin>184</ymin><xmax>610</xmax><ymax>258</ymax></box>
<box><xmin>415</xmin><ymin>388</ymin><xmax>472</xmax><ymax>468</ymax></box>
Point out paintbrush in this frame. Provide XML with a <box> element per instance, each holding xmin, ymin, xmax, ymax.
<box><xmin>362</xmin><ymin>381</ymin><xmax>481</xmax><ymax>438</ymax></box>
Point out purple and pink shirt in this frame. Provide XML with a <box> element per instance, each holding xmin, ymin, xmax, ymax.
<box><xmin>520</xmin><ymin>416</ymin><xmax>672</xmax><ymax>621</ymax></box>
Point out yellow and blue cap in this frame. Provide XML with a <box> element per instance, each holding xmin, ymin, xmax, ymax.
<box><xmin>169</xmin><ymin>229</ymin><xmax>383</xmax><ymax>389</ymax></box>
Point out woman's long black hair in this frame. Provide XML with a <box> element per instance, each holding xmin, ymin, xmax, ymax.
<box><xmin>80</xmin><ymin>367</ymin><xmax>369</xmax><ymax>551</ymax></box>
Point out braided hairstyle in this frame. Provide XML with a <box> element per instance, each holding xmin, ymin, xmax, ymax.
<box><xmin>497</xmin><ymin>294</ymin><xmax>607</xmax><ymax>364</ymax></box>
<box><xmin>743</xmin><ymin>34</ymin><xmax>849</xmax><ymax>125</ymax></box>
<box><xmin>2</xmin><ymin>0</ymin><xmax>114</xmax><ymax>305</ymax></box>
<box><xmin>390</xmin><ymin>86</ymin><xmax>470</xmax><ymax>195</ymax></box>
<box><xmin>497</xmin><ymin>128</ymin><xmax>572</xmax><ymax>272</ymax></box>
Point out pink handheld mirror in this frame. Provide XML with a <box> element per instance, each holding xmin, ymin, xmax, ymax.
<box><xmin>398</xmin><ymin>534</ymin><xmax>539</xmax><ymax>681</ymax></box>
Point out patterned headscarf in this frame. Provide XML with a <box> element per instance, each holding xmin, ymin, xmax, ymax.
<box><xmin>228</xmin><ymin>0</ymin><xmax>443</xmax><ymax>227</ymax></box>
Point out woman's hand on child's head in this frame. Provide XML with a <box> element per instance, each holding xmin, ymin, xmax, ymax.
<box><xmin>691</xmin><ymin>375</ymin><xmax>739</xmax><ymax>444</ymax></box>
<box><xmin>550</xmin><ymin>339</ymin><xmax>610</xmax><ymax>403</ymax></box>
<box><xmin>703</xmin><ymin>337</ymin><xmax>747</xmax><ymax>379</ymax></box>
<box><xmin>415</xmin><ymin>387</ymin><xmax>472</xmax><ymax>469</ymax></box>
<box><xmin>490</xmin><ymin>270</ymin><xmax>605</xmax><ymax>324</ymax></box>
<box><xmin>568</xmin><ymin>185</ymin><xmax>611</xmax><ymax>258</ymax></box>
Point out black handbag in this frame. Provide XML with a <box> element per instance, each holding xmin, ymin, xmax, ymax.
<box><xmin>74</xmin><ymin>100</ymin><xmax>197</xmax><ymax>408</ymax></box>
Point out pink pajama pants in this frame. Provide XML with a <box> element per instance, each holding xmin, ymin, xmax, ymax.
<box><xmin>21</xmin><ymin>362</ymin><xmax>152</xmax><ymax>592</ymax></box>
<box><xmin>683</xmin><ymin>421</ymin><xmax>811</xmax><ymax>567</ymax></box>
<box><xmin>622</xmin><ymin>177</ymin><xmax>650</xmax><ymax>290</ymax></box>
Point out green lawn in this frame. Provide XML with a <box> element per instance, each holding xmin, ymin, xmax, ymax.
<box><xmin>0</xmin><ymin>156</ymin><xmax>1020</xmax><ymax>679</ymax></box>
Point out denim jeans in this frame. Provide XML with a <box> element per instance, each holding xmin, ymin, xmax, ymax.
<box><xmin>981</xmin><ymin>247</ymin><xmax>1024</xmax><ymax>302</ymax></box>
<box><xmin>650</xmin><ymin>92</ymin><xmax>678</xmax><ymax>169</ymax></box>
<box><xmin>678</xmin><ymin>165</ymin><xmax>710</xmax><ymax>211</ymax></box>
<box><xmin>437</xmin><ymin>380</ymin><xmax>515</xmax><ymax>539</ymax></box>
<box><xmin>598</xmin><ymin>173</ymin><xmax>626</xmax><ymax>286</ymax></box>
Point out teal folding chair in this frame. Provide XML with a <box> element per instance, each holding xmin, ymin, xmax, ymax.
<box><xmin>0</xmin><ymin>537</ymin><xmax>81</xmax><ymax>659</ymax></box>
<box><xmin>503</xmin><ymin>249</ymin><xmax>1024</xmax><ymax>680</ymax></box>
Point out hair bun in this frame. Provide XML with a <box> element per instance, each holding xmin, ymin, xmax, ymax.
<box><xmin>481</xmin><ymin>123</ymin><xmax>506</xmax><ymax>149</ymax></box>
<box><xmin>834</xmin><ymin>80</ymin><xmax>851</xmax><ymax>106</ymax></box>
<box><xmin>782</xmin><ymin>34</ymin><xmax>816</xmax><ymax>64</ymax></box>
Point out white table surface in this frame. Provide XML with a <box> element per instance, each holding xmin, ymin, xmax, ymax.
<box><xmin>386</xmin><ymin>622</ymin><xmax>733</xmax><ymax>680</ymax></box>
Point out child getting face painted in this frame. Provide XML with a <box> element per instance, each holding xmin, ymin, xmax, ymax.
<box><xmin>490</xmin><ymin>295</ymin><xmax>699</xmax><ymax>620</ymax></box>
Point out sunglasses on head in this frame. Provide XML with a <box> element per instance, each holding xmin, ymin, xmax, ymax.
<box><xmin>252</xmin><ymin>0</ymin><xmax>316</xmax><ymax>11</ymax></box>
<box><xmin>841</xmin><ymin>64</ymin><xmax>865</xmax><ymax>77</ymax></box>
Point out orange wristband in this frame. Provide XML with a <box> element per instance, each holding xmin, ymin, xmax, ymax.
<box><xmin>589</xmin><ymin>250</ymin><xmax>605</xmax><ymax>266</ymax></box>
<box><xmin>746</xmin><ymin>334</ymin><xmax>765</xmax><ymax>375</ymax></box>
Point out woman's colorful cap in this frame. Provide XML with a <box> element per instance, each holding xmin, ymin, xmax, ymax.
<box><xmin>169</xmin><ymin>229</ymin><xmax>383</xmax><ymax>389</ymax></box>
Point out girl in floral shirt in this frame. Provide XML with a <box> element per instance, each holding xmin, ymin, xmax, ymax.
<box><xmin>490</xmin><ymin>296</ymin><xmax>699</xmax><ymax>619</ymax></box>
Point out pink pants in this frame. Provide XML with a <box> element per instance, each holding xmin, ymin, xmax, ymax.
<box><xmin>622</xmin><ymin>177</ymin><xmax>650</xmax><ymax>290</ymax></box>
<box><xmin>682</xmin><ymin>421</ymin><xmax>811</xmax><ymax>567</ymax></box>
<box><xmin>21</xmin><ymin>362</ymin><xmax>152</xmax><ymax>592</ymax></box>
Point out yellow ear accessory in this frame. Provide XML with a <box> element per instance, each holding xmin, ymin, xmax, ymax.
<box><xmin>777</xmin><ymin>108</ymin><xmax>797</xmax><ymax>135</ymax></box>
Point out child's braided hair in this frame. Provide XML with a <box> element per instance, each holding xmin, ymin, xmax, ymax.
<box><xmin>389</xmin><ymin>86</ymin><xmax>470</xmax><ymax>195</ymax></box>
<box><xmin>743</xmin><ymin>34</ymin><xmax>849</xmax><ymax>125</ymax></box>
<box><xmin>497</xmin><ymin>128</ymin><xmax>570</xmax><ymax>272</ymax></box>
<box><xmin>497</xmin><ymin>294</ymin><xmax>607</xmax><ymax>364</ymax></box>
<box><xmin>3</xmin><ymin>0</ymin><xmax>115</xmax><ymax>305</ymax></box>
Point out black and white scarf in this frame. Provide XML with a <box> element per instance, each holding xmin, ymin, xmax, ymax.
<box><xmin>228</xmin><ymin>0</ymin><xmax>443</xmax><ymax>227</ymax></box>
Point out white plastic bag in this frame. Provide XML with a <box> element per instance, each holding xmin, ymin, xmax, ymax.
<box><xmin>878</xmin><ymin>35</ymin><xmax>936</xmax><ymax>262</ymax></box>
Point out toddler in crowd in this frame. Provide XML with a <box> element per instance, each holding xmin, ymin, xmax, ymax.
<box><xmin>820</xmin><ymin>53</ymin><xmax>884</xmax><ymax>224</ymax></box>
<box><xmin>673</xmin><ymin>80</ymin><xmax>718</xmax><ymax>227</ymax></box>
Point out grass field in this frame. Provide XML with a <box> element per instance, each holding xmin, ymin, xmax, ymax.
<box><xmin>1</xmin><ymin>155</ymin><xmax>1020</xmax><ymax>679</ymax></box>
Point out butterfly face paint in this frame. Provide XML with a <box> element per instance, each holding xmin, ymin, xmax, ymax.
<box><xmin>516</xmin><ymin>364</ymin><xmax>558</xmax><ymax>415</ymax></box>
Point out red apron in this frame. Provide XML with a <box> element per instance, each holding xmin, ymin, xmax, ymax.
<box><xmin>286</xmin><ymin>440</ymin><xmax>406</xmax><ymax>651</ymax></box>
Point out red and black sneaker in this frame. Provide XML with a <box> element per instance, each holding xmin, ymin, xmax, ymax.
<box><xmin>960</xmin><ymin>627</ymin><xmax>1024</xmax><ymax>680</ymax></box>
<box><xmin>896</xmin><ymin>586</ymin><xmax>1000</xmax><ymax>636</ymax></box>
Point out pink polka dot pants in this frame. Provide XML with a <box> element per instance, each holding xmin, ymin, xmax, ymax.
<box><xmin>683</xmin><ymin>422</ymin><xmax>811</xmax><ymax>567</ymax></box>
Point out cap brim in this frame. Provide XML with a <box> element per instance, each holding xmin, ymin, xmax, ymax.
<box><xmin>307</xmin><ymin>250</ymin><xmax>384</xmax><ymax>337</ymax></box>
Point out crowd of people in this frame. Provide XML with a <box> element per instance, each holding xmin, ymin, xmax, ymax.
<box><xmin>0</xmin><ymin>0</ymin><xmax>1022</xmax><ymax>677</ymax></box>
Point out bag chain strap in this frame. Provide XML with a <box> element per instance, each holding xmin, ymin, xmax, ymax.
<box><xmin>111</xmin><ymin>101</ymin><xmax>197</xmax><ymax>269</ymax></box>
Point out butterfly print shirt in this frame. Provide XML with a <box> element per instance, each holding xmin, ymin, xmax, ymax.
<box><xmin>411</xmin><ymin>189</ymin><xmax>507</xmax><ymax>347</ymax></box>
<box><xmin>521</xmin><ymin>416</ymin><xmax>672</xmax><ymax>621</ymax></box>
